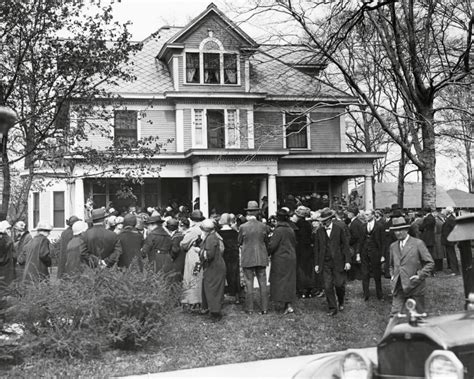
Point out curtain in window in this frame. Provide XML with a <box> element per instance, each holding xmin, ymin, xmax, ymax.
<box><xmin>227</xmin><ymin>110</ymin><xmax>238</xmax><ymax>147</ymax></box>
<box><xmin>224</xmin><ymin>54</ymin><xmax>237</xmax><ymax>84</ymax></box>
<box><xmin>286</xmin><ymin>113</ymin><xmax>308</xmax><ymax>148</ymax></box>
<box><xmin>204</xmin><ymin>53</ymin><xmax>220</xmax><ymax>83</ymax></box>
<box><xmin>186</xmin><ymin>53</ymin><xmax>200</xmax><ymax>83</ymax></box>
<box><xmin>194</xmin><ymin>109</ymin><xmax>203</xmax><ymax>146</ymax></box>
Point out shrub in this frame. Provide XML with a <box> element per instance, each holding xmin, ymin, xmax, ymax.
<box><xmin>5</xmin><ymin>264</ymin><xmax>181</xmax><ymax>359</ymax></box>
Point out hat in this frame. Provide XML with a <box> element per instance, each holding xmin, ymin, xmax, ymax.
<box><xmin>146</xmin><ymin>215</ymin><xmax>164</xmax><ymax>224</ymax></box>
<box><xmin>123</xmin><ymin>214</ymin><xmax>137</xmax><ymax>227</ymax></box>
<box><xmin>91</xmin><ymin>208</ymin><xmax>107</xmax><ymax>222</ymax></box>
<box><xmin>66</xmin><ymin>215</ymin><xmax>81</xmax><ymax>227</ymax></box>
<box><xmin>390</xmin><ymin>209</ymin><xmax>404</xmax><ymax>218</ymax></box>
<box><xmin>166</xmin><ymin>218</ymin><xmax>179</xmax><ymax>231</ymax></box>
<box><xmin>72</xmin><ymin>220</ymin><xmax>88</xmax><ymax>236</ymax></box>
<box><xmin>276</xmin><ymin>208</ymin><xmax>289</xmax><ymax>221</ymax></box>
<box><xmin>106</xmin><ymin>215</ymin><xmax>117</xmax><ymax>227</ymax></box>
<box><xmin>218</xmin><ymin>213</ymin><xmax>232</xmax><ymax>226</ymax></box>
<box><xmin>389</xmin><ymin>217</ymin><xmax>411</xmax><ymax>231</ymax></box>
<box><xmin>190</xmin><ymin>210</ymin><xmax>205</xmax><ymax>222</ymax></box>
<box><xmin>0</xmin><ymin>221</ymin><xmax>11</xmax><ymax>234</ymax></box>
<box><xmin>445</xmin><ymin>206</ymin><xmax>454</xmax><ymax>214</ymax></box>
<box><xmin>317</xmin><ymin>208</ymin><xmax>336</xmax><ymax>222</ymax></box>
<box><xmin>245</xmin><ymin>200</ymin><xmax>260</xmax><ymax>212</ymax></box>
<box><xmin>295</xmin><ymin>206</ymin><xmax>310</xmax><ymax>218</ymax></box>
<box><xmin>14</xmin><ymin>221</ymin><xmax>26</xmax><ymax>232</ymax></box>
<box><xmin>261</xmin><ymin>196</ymin><xmax>268</xmax><ymax>201</ymax></box>
<box><xmin>115</xmin><ymin>216</ymin><xmax>124</xmax><ymax>225</ymax></box>
<box><xmin>391</xmin><ymin>203</ymin><xmax>400</xmax><ymax>210</ymax></box>
<box><xmin>36</xmin><ymin>222</ymin><xmax>53</xmax><ymax>231</ymax></box>
<box><xmin>200</xmin><ymin>218</ymin><xmax>216</xmax><ymax>232</ymax></box>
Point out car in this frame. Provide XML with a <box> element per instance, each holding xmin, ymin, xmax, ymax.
<box><xmin>293</xmin><ymin>213</ymin><xmax>474</xmax><ymax>379</ymax></box>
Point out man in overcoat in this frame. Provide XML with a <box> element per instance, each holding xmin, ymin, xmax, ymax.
<box><xmin>118</xmin><ymin>214</ymin><xmax>144</xmax><ymax>270</ymax></box>
<box><xmin>347</xmin><ymin>207</ymin><xmax>364</xmax><ymax>281</ymax></box>
<box><xmin>384</xmin><ymin>216</ymin><xmax>434</xmax><ymax>335</ymax></box>
<box><xmin>419</xmin><ymin>206</ymin><xmax>436</xmax><ymax>272</ymax></box>
<box><xmin>359</xmin><ymin>209</ymin><xmax>385</xmax><ymax>300</ymax></box>
<box><xmin>238</xmin><ymin>200</ymin><xmax>269</xmax><ymax>314</ymax></box>
<box><xmin>313</xmin><ymin>208</ymin><xmax>351</xmax><ymax>316</ymax></box>
<box><xmin>13</xmin><ymin>221</ymin><xmax>32</xmax><ymax>279</ymax></box>
<box><xmin>142</xmin><ymin>215</ymin><xmax>172</xmax><ymax>272</ymax></box>
<box><xmin>22</xmin><ymin>222</ymin><xmax>53</xmax><ymax>282</ymax></box>
<box><xmin>441</xmin><ymin>207</ymin><xmax>459</xmax><ymax>275</ymax></box>
<box><xmin>57</xmin><ymin>215</ymin><xmax>81</xmax><ymax>278</ymax></box>
<box><xmin>83</xmin><ymin>208</ymin><xmax>122</xmax><ymax>268</ymax></box>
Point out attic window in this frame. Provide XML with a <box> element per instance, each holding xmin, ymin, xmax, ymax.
<box><xmin>204</xmin><ymin>40</ymin><xmax>220</xmax><ymax>50</ymax></box>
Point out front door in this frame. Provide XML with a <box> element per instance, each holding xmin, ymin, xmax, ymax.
<box><xmin>208</xmin><ymin>175</ymin><xmax>259</xmax><ymax>215</ymax></box>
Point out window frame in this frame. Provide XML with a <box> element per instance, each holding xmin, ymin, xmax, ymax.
<box><xmin>33</xmin><ymin>192</ymin><xmax>40</xmax><ymax>229</ymax></box>
<box><xmin>191</xmin><ymin>108</ymin><xmax>241</xmax><ymax>149</ymax></box>
<box><xmin>113</xmin><ymin>110</ymin><xmax>138</xmax><ymax>147</ymax></box>
<box><xmin>183</xmin><ymin>36</ymin><xmax>240</xmax><ymax>86</ymax></box>
<box><xmin>283</xmin><ymin>111</ymin><xmax>311</xmax><ymax>150</ymax></box>
<box><xmin>52</xmin><ymin>191</ymin><xmax>65</xmax><ymax>228</ymax></box>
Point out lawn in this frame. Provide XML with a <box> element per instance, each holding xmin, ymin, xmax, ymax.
<box><xmin>2</xmin><ymin>273</ymin><xmax>464</xmax><ymax>378</ymax></box>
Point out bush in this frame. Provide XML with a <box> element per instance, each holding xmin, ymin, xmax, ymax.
<box><xmin>5</xmin><ymin>264</ymin><xmax>180</xmax><ymax>359</ymax></box>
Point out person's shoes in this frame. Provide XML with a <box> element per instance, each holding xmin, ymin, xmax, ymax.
<box><xmin>260</xmin><ymin>310</ymin><xmax>268</xmax><ymax>315</ymax></box>
<box><xmin>327</xmin><ymin>309</ymin><xmax>337</xmax><ymax>316</ymax></box>
<box><xmin>316</xmin><ymin>291</ymin><xmax>325</xmax><ymax>298</ymax></box>
<box><xmin>338</xmin><ymin>305</ymin><xmax>344</xmax><ymax>311</ymax></box>
<box><xmin>283</xmin><ymin>306</ymin><xmax>294</xmax><ymax>315</ymax></box>
<box><xmin>199</xmin><ymin>309</ymin><xmax>209</xmax><ymax>315</ymax></box>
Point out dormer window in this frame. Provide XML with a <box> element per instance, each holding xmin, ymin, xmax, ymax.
<box><xmin>184</xmin><ymin>36</ymin><xmax>239</xmax><ymax>85</ymax></box>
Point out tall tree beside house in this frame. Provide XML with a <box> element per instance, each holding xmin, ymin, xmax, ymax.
<box><xmin>0</xmin><ymin>0</ymin><xmax>154</xmax><ymax>222</ymax></box>
<box><xmin>241</xmin><ymin>0</ymin><xmax>472</xmax><ymax>208</ymax></box>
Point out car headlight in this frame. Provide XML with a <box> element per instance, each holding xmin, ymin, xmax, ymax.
<box><xmin>425</xmin><ymin>350</ymin><xmax>464</xmax><ymax>379</ymax></box>
<box><xmin>341</xmin><ymin>351</ymin><xmax>372</xmax><ymax>379</ymax></box>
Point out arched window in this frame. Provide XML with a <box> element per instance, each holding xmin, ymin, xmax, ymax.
<box><xmin>185</xmin><ymin>35</ymin><xmax>239</xmax><ymax>85</ymax></box>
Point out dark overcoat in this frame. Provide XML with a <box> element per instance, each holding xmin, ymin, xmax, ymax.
<box><xmin>313</xmin><ymin>221</ymin><xmax>351</xmax><ymax>272</ymax></box>
<box><xmin>267</xmin><ymin>221</ymin><xmax>297</xmax><ymax>303</ymax></box>
<box><xmin>360</xmin><ymin>221</ymin><xmax>385</xmax><ymax>261</ymax></box>
<box><xmin>218</xmin><ymin>228</ymin><xmax>240</xmax><ymax>296</ymax></box>
<box><xmin>58</xmin><ymin>227</ymin><xmax>74</xmax><ymax>278</ymax></box>
<box><xmin>15</xmin><ymin>231</ymin><xmax>32</xmax><ymax>279</ymax></box>
<box><xmin>142</xmin><ymin>225</ymin><xmax>172</xmax><ymax>272</ymax></box>
<box><xmin>200</xmin><ymin>231</ymin><xmax>226</xmax><ymax>313</ymax></box>
<box><xmin>441</xmin><ymin>214</ymin><xmax>456</xmax><ymax>247</ymax></box>
<box><xmin>0</xmin><ymin>235</ymin><xmax>15</xmax><ymax>289</ymax></box>
<box><xmin>294</xmin><ymin>218</ymin><xmax>314</xmax><ymax>291</ymax></box>
<box><xmin>118</xmin><ymin>226</ymin><xmax>144</xmax><ymax>269</ymax></box>
<box><xmin>420</xmin><ymin>214</ymin><xmax>436</xmax><ymax>247</ymax></box>
<box><xmin>348</xmin><ymin>217</ymin><xmax>365</xmax><ymax>255</ymax></box>
<box><xmin>389</xmin><ymin>236</ymin><xmax>434</xmax><ymax>296</ymax></box>
<box><xmin>64</xmin><ymin>235</ymin><xmax>89</xmax><ymax>276</ymax></box>
<box><xmin>170</xmin><ymin>230</ymin><xmax>186</xmax><ymax>278</ymax></box>
<box><xmin>23</xmin><ymin>234</ymin><xmax>51</xmax><ymax>282</ymax></box>
<box><xmin>238</xmin><ymin>218</ymin><xmax>268</xmax><ymax>268</ymax></box>
<box><xmin>83</xmin><ymin>225</ymin><xmax>122</xmax><ymax>267</ymax></box>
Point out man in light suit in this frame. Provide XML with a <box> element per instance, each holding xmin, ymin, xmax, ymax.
<box><xmin>384</xmin><ymin>216</ymin><xmax>434</xmax><ymax>335</ymax></box>
<box><xmin>238</xmin><ymin>201</ymin><xmax>269</xmax><ymax>314</ymax></box>
<box><xmin>313</xmin><ymin>208</ymin><xmax>351</xmax><ymax>316</ymax></box>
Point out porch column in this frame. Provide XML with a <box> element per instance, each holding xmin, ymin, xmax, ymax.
<box><xmin>157</xmin><ymin>178</ymin><xmax>162</xmax><ymax>208</ymax></box>
<box><xmin>268</xmin><ymin>174</ymin><xmax>277</xmax><ymax>217</ymax></box>
<box><xmin>199</xmin><ymin>175</ymin><xmax>209</xmax><ymax>218</ymax></box>
<box><xmin>365</xmin><ymin>175</ymin><xmax>373</xmax><ymax>210</ymax></box>
<box><xmin>192</xmin><ymin>177</ymin><xmax>200</xmax><ymax>205</ymax></box>
<box><xmin>259</xmin><ymin>177</ymin><xmax>268</xmax><ymax>207</ymax></box>
<box><xmin>74</xmin><ymin>178</ymin><xmax>85</xmax><ymax>220</ymax></box>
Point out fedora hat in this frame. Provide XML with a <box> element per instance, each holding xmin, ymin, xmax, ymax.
<box><xmin>245</xmin><ymin>200</ymin><xmax>260</xmax><ymax>212</ymax></box>
<box><xmin>91</xmin><ymin>208</ymin><xmax>107</xmax><ymax>222</ymax></box>
<box><xmin>317</xmin><ymin>207</ymin><xmax>336</xmax><ymax>222</ymax></box>
<box><xmin>36</xmin><ymin>221</ymin><xmax>53</xmax><ymax>231</ymax></box>
<box><xmin>190</xmin><ymin>210</ymin><xmax>205</xmax><ymax>222</ymax></box>
<box><xmin>146</xmin><ymin>215</ymin><xmax>164</xmax><ymax>224</ymax></box>
<box><xmin>295</xmin><ymin>206</ymin><xmax>310</xmax><ymax>218</ymax></box>
<box><xmin>389</xmin><ymin>217</ymin><xmax>411</xmax><ymax>231</ymax></box>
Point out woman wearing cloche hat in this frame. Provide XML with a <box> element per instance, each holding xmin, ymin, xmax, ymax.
<box><xmin>198</xmin><ymin>219</ymin><xmax>226</xmax><ymax>321</ymax></box>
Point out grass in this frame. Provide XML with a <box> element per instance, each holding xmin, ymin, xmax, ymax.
<box><xmin>1</xmin><ymin>272</ymin><xmax>464</xmax><ymax>378</ymax></box>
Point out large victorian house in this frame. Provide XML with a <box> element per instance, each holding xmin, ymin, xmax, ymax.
<box><xmin>28</xmin><ymin>4</ymin><xmax>383</xmax><ymax>233</ymax></box>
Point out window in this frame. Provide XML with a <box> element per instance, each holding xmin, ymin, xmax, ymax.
<box><xmin>185</xmin><ymin>53</ymin><xmax>200</xmax><ymax>83</ymax></box>
<box><xmin>193</xmin><ymin>109</ymin><xmax>204</xmax><ymax>147</ymax></box>
<box><xmin>226</xmin><ymin>109</ymin><xmax>240</xmax><ymax>148</ymax></box>
<box><xmin>285</xmin><ymin>112</ymin><xmax>309</xmax><ymax>149</ymax></box>
<box><xmin>114</xmin><ymin>110</ymin><xmax>137</xmax><ymax>146</ymax></box>
<box><xmin>33</xmin><ymin>193</ymin><xmax>40</xmax><ymax>228</ymax></box>
<box><xmin>207</xmin><ymin>110</ymin><xmax>225</xmax><ymax>148</ymax></box>
<box><xmin>224</xmin><ymin>54</ymin><xmax>238</xmax><ymax>84</ymax></box>
<box><xmin>53</xmin><ymin>191</ymin><xmax>65</xmax><ymax>228</ymax></box>
<box><xmin>184</xmin><ymin>37</ymin><xmax>239</xmax><ymax>85</ymax></box>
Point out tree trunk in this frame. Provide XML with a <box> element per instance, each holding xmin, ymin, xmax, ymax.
<box><xmin>420</xmin><ymin>109</ymin><xmax>437</xmax><ymax>208</ymax></box>
<box><xmin>1</xmin><ymin>136</ymin><xmax>10</xmax><ymax>220</ymax></box>
<box><xmin>397</xmin><ymin>149</ymin><xmax>406</xmax><ymax>208</ymax></box>
<box><xmin>464</xmin><ymin>138</ymin><xmax>473</xmax><ymax>193</ymax></box>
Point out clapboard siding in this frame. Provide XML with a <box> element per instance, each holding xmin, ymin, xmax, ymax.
<box><xmin>141</xmin><ymin>110</ymin><xmax>176</xmax><ymax>152</ymax></box>
<box><xmin>310</xmin><ymin>112</ymin><xmax>341</xmax><ymax>152</ymax></box>
<box><xmin>81</xmin><ymin>117</ymin><xmax>113</xmax><ymax>150</ymax></box>
<box><xmin>254</xmin><ymin>111</ymin><xmax>284</xmax><ymax>150</ymax></box>
<box><xmin>183</xmin><ymin>109</ymin><xmax>192</xmax><ymax>150</ymax></box>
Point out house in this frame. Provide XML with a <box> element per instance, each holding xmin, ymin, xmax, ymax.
<box><xmin>28</xmin><ymin>3</ymin><xmax>383</xmax><ymax>234</ymax></box>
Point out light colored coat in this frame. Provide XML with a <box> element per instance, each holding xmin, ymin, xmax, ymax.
<box><xmin>389</xmin><ymin>236</ymin><xmax>434</xmax><ymax>296</ymax></box>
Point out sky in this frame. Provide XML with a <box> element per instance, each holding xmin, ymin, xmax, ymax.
<box><xmin>105</xmin><ymin>0</ymin><xmax>468</xmax><ymax>191</ymax></box>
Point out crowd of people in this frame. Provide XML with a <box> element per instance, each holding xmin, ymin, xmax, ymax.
<box><xmin>0</xmin><ymin>196</ymin><xmax>458</xmax><ymax>324</ymax></box>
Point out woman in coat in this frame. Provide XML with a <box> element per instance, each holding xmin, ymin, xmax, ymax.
<box><xmin>0</xmin><ymin>221</ymin><xmax>15</xmax><ymax>291</ymax></box>
<box><xmin>118</xmin><ymin>214</ymin><xmax>144</xmax><ymax>270</ymax></box>
<box><xmin>22</xmin><ymin>222</ymin><xmax>53</xmax><ymax>282</ymax></box>
<box><xmin>217</xmin><ymin>213</ymin><xmax>241</xmax><ymax>302</ymax></box>
<box><xmin>199</xmin><ymin>219</ymin><xmax>226</xmax><ymax>321</ymax></box>
<box><xmin>268</xmin><ymin>209</ymin><xmax>297</xmax><ymax>314</ymax></box>
<box><xmin>64</xmin><ymin>221</ymin><xmax>89</xmax><ymax>276</ymax></box>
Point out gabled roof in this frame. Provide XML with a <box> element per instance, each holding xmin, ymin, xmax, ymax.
<box><xmin>157</xmin><ymin>3</ymin><xmax>258</xmax><ymax>60</ymax></box>
<box><xmin>447</xmin><ymin>189</ymin><xmax>474</xmax><ymax>208</ymax></box>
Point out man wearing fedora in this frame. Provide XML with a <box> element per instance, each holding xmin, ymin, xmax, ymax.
<box><xmin>83</xmin><ymin>208</ymin><xmax>122</xmax><ymax>268</ymax></box>
<box><xmin>313</xmin><ymin>208</ymin><xmax>351</xmax><ymax>316</ymax></box>
<box><xmin>238</xmin><ymin>200</ymin><xmax>269</xmax><ymax>314</ymax></box>
<box><xmin>142</xmin><ymin>214</ymin><xmax>173</xmax><ymax>272</ymax></box>
<box><xmin>385</xmin><ymin>216</ymin><xmax>434</xmax><ymax>335</ymax></box>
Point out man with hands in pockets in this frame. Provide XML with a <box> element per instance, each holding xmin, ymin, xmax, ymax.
<box><xmin>384</xmin><ymin>216</ymin><xmax>434</xmax><ymax>336</ymax></box>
